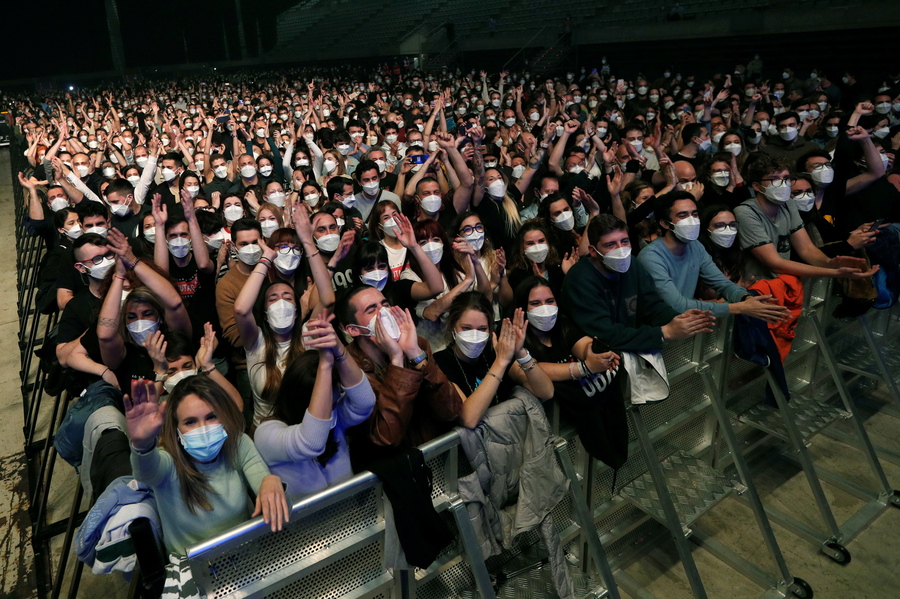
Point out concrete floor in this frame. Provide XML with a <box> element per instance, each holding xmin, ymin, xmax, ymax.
<box><xmin>0</xmin><ymin>145</ymin><xmax>898</xmax><ymax>598</ymax></box>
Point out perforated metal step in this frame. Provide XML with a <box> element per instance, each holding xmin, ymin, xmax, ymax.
<box><xmin>738</xmin><ymin>395</ymin><xmax>849</xmax><ymax>441</ymax></box>
<box><xmin>619</xmin><ymin>451</ymin><xmax>735</xmax><ymax>529</ymax></box>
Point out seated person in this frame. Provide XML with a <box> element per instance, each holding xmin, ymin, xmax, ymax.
<box><xmin>638</xmin><ymin>191</ymin><xmax>790</xmax><ymax>322</ymax></box>
<box><xmin>335</xmin><ymin>286</ymin><xmax>462</xmax><ymax>470</ymax></box>
<box><xmin>433</xmin><ymin>292</ymin><xmax>554</xmax><ymax>428</ymax></box>
<box><xmin>734</xmin><ymin>155</ymin><xmax>878</xmax><ymax>282</ymax></box>
<box><xmin>561</xmin><ymin>214</ymin><xmax>715</xmax><ymax>352</ymax></box>
<box><xmin>254</xmin><ymin>315</ymin><xmax>375</xmax><ymax>500</ymax></box>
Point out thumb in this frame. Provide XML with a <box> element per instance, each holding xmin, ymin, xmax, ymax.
<box><xmin>251</xmin><ymin>495</ymin><xmax>262</xmax><ymax>518</ymax></box>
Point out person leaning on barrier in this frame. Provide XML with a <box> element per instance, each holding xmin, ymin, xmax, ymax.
<box><xmin>561</xmin><ymin>214</ymin><xmax>715</xmax><ymax>353</ymax></box>
<box><xmin>335</xmin><ymin>286</ymin><xmax>462</xmax><ymax>471</ymax></box>
<box><xmin>638</xmin><ymin>191</ymin><xmax>791</xmax><ymax>323</ymax></box>
<box><xmin>734</xmin><ymin>154</ymin><xmax>880</xmax><ymax>282</ymax></box>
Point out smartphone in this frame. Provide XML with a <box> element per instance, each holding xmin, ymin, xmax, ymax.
<box><xmin>591</xmin><ymin>337</ymin><xmax>610</xmax><ymax>355</ymax></box>
<box><xmin>216</xmin><ymin>115</ymin><xmax>230</xmax><ymax>124</ymax></box>
<box><xmin>682</xmin><ymin>107</ymin><xmax>691</xmax><ymax>113</ymax></box>
<box><xmin>868</xmin><ymin>218</ymin><xmax>884</xmax><ymax>232</ymax></box>
<box><xmin>409</xmin><ymin>154</ymin><xmax>429</xmax><ymax>165</ymax></box>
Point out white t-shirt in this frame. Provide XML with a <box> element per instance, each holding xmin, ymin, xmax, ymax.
<box><xmin>245</xmin><ymin>327</ymin><xmax>291</xmax><ymax>426</ymax></box>
<box><xmin>382</xmin><ymin>240</ymin><xmax>409</xmax><ymax>280</ymax></box>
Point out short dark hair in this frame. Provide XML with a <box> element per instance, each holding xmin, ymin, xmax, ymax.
<box><xmin>334</xmin><ymin>285</ymin><xmax>371</xmax><ymax>329</ymax></box>
<box><xmin>326</xmin><ymin>176</ymin><xmax>353</xmax><ymax>201</ymax></box>
<box><xmin>796</xmin><ymin>149</ymin><xmax>831</xmax><ymax>173</ymax></box>
<box><xmin>655</xmin><ymin>190</ymin><xmax>697</xmax><ymax>228</ymax></box>
<box><xmin>682</xmin><ymin>123</ymin><xmax>705</xmax><ymax>145</ymax></box>
<box><xmin>105</xmin><ymin>178</ymin><xmax>134</xmax><ymax>198</ymax></box>
<box><xmin>586</xmin><ymin>214</ymin><xmax>628</xmax><ymax>247</ymax></box>
<box><xmin>354</xmin><ymin>160</ymin><xmax>379</xmax><ymax>181</ymax></box>
<box><xmin>773</xmin><ymin>111</ymin><xmax>799</xmax><ymax>127</ymax></box>
<box><xmin>53</xmin><ymin>207</ymin><xmax>79</xmax><ymax>230</ymax></box>
<box><xmin>196</xmin><ymin>209</ymin><xmax>225</xmax><ymax>236</ymax></box>
<box><xmin>230</xmin><ymin>217</ymin><xmax>262</xmax><ymax>242</ymax></box>
<box><xmin>164</xmin><ymin>215</ymin><xmax>187</xmax><ymax>235</ymax></box>
<box><xmin>72</xmin><ymin>233</ymin><xmax>109</xmax><ymax>260</ymax></box>
<box><xmin>75</xmin><ymin>200</ymin><xmax>110</xmax><ymax>221</ymax></box>
<box><xmin>745</xmin><ymin>153</ymin><xmax>791</xmax><ymax>185</ymax></box>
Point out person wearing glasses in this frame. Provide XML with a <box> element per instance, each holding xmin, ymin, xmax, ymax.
<box><xmin>734</xmin><ymin>154</ymin><xmax>879</xmax><ymax>283</ymax></box>
<box><xmin>638</xmin><ymin>191</ymin><xmax>790</xmax><ymax>322</ymax></box>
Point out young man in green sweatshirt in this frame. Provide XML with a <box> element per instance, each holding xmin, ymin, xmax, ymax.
<box><xmin>561</xmin><ymin>213</ymin><xmax>714</xmax><ymax>352</ymax></box>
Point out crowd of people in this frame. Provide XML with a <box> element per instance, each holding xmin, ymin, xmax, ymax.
<box><xmin>12</xmin><ymin>58</ymin><xmax>900</xmax><ymax>598</ymax></box>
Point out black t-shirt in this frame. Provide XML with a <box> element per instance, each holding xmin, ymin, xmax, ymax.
<box><xmin>112</xmin><ymin>344</ymin><xmax>156</xmax><ymax>392</ymax></box>
<box><xmin>57</xmin><ymin>289</ymin><xmax>102</xmax><ymax>344</ymax></box>
<box><xmin>524</xmin><ymin>318</ymin><xmax>627</xmax><ymax>470</ymax></box>
<box><xmin>58</xmin><ymin>260</ymin><xmax>88</xmax><ymax>296</ymax></box>
<box><xmin>111</xmin><ymin>204</ymin><xmax>149</xmax><ymax>238</ymax></box>
<box><xmin>328</xmin><ymin>244</ymin><xmax>358</xmax><ymax>292</ymax></box>
<box><xmin>670</xmin><ymin>153</ymin><xmax>702</xmax><ymax>172</ymax></box>
<box><xmin>434</xmin><ymin>344</ymin><xmax>515</xmax><ymax>405</ymax></box>
<box><xmin>204</xmin><ymin>177</ymin><xmax>233</xmax><ymax>197</ymax></box>
<box><xmin>507</xmin><ymin>264</ymin><xmax>565</xmax><ymax>299</ymax></box>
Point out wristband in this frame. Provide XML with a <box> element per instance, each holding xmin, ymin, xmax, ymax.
<box><xmin>516</xmin><ymin>352</ymin><xmax>533</xmax><ymax>365</ymax></box>
<box><xmin>200</xmin><ymin>364</ymin><xmax>216</xmax><ymax>375</ymax></box>
<box><xmin>409</xmin><ymin>351</ymin><xmax>428</xmax><ymax>366</ymax></box>
<box><xmin>126</xmin><ymin>256</ymin><xmax>140</xmax><ymax>270</ymax></box>
<box><xmin>258</xmin><ymin>257</ymin><xmax>273</xmax><ymax>268</ymax></box>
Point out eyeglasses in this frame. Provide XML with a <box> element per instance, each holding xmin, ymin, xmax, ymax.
<box><xmin>711</xmin><ymin>222</ymin><xmax>738</xmax><ymax>232</ymax></box>
<box><xmin>275</xmin><ymin>246</ymin><xmax>301</xmax><ymax>256</ymax></box>
<box><xmin>81</xmin><ymin>250</ymin><xmax>115</xmax><ymax>266</ymax></box>
<box><xmin>810</xmin><ymin>162</ymin><xmax>833</xmax><ymax>171</ymax></box>
<box><xmin>459</xmin><ymin>224</ymin><xmax>485</xmax><ymax>237</ymax></box>
<box><xmin>762</xmin><ymin>176</ymin><xmax>797</xmax><ymax>187</ymax></box>
<box><xmin>790</xmin><ymin>189</ymin><xmax>814</xmax><ymax>198</ymax></box>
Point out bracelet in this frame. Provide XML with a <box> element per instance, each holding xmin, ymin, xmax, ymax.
<box><xmin>516</xmin><ymin>352</ymin><xmax>533</xmax><ymax>365</ymax></box>
<box><xmin>114</xmin><ymin>274</ymin><xmax>126</xmax><ymax>281</ymax></box>
<box><xmin>568</xmin><ymin>362</ymin><xmax>578</xmax><ymax>381</ymax></box>
<box><xmin>409</xmin><ymin>351</ymin><xmax>428</xmax><ymax>366</ymax></box>
<box><xmin>258</xmin><ymin>257</ymin><xmax>273</xmax><ymax>268</ymax></box>
<box><xmin>126</xmin><ymin>256</ymin><xmax>139</xmax><ymax>270</ymax></box>
<box><xmin>486</xmin><ymin>370</ymin><xmax>502</xmax><ymax>382</ymax></box>
<box><xmin>521</xmin><ymin>359</ymin><xmax>537</xmax><ymax>373</ymax></box>
<box><xmin>200</xmin><ymin>364</ymin><xmax>216</xmax><ymax>374</ymax></box>
<box><xmin>581</xmin><ymin>360</ymin><xmax>594</xmax><ymax>376</ymax></box>
<box><xmin>100</xmin><ymin>367</ymin><xmax>110</xmax><ymax>379</ymax></box>
<box><xmin>307</xmin><ymin>250</ymin><xmax>320</xmax><ymax>259</ymax></box>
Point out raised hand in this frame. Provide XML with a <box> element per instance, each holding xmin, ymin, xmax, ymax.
<box><xmin>144</xmin><ymin>330</ymin><xmax>168</xmax><ymax>373</ymax></box>
<box><xmin>124</xmin><ymin>379</ymin><xmax>166</xmax><ymax>452</ymax></box>
<box><xmin>194</xmin><ymin>323</ymin><xmax>219</xmax><ymax>372</ymax></box>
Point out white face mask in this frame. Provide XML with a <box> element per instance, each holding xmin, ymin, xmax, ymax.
<box><xmin>135</xmin><ymin>156</ymin><xmax>149</xmax><ymax>168</ymax></box>
<box><xmin>763</xmin><ymin>183</ymin><xmax>792</xmax><ymax>203</ymax></box>
<box><xmin>50</xmin><ymin>196</ymin><xmax>69</xmax><ymax>212</ymax></box>
<box><xmin>697</xmin><ymin>138</ymin><xmax>712</xmax><ymax>152</ymax></box>
<box><xmin>260</xmin><ymin>220</ymin><xmax>279</xmax><ymax>238</ymax></box>
<box><xmin>464</xmin><ymin>229</ymin><xmax>485</xmax><ymax>251</ymax></box>
<box><xmin>511</xmin><ymin>164</ymin><xmax>526</xmax><ymax>178</ymax></box>
<box><xmin>454</xmin><ymin>329</ymin><xmax>490</xmax><ymax>359</ymax></box>
<box><xmin>362</xmin><ymin>180</ymin><xmax>380</xmax><ymax>196</ymax></box>
<box><xmin>354</xmin><ymin>306</ymin><xmax>400</xmax><ymax>339</ymax></box>
<box><xmin>599</xmin><ymin>246</ymin><xmax>631</xmax><ymax>273</ymax></box>
<box><xmin>793</xmin><ymin>191</ymin><xmax>816</xmax><ymax>212</ymax></box>
<box><xmin>527</xmin><ymin>304</ymin><xmax>558</xmax><ymax>332</ymax></box>
<box><xmin>420</xmin><ymin>194</ymin><xmax>442</xmax><ymax>214</ymax></box>
<box><xmin>779</xmin><ymin>126</ymin><xmax>798</xmax><ymax>141</ymax></box>
<box><xmin>553</xmin><ymin>210</ymin><xmax>575</xmax><ymax>231</ymax></box>
<box><xmin>185</xmin><ymin>185</ymin><xmax>200</xmax><ymax>198</ymax></box>
<box><xmin>163</xmin><ymin>369</ymin><xmax>195</xmax><ymax>394</ymax></box>
<box><xmin>224</xmin><ymin>205</ymin><xmax>245</xmax><ymax>222</ymax></box>
<box><xmin>211</xmin><ymin>165</ymin><xmax>228</xmax><ymax>179</ymax></box>
<box><xmin>260</xmin><ymin>165</ymin><xmax>274</xmax><ymax>177</ymax></box>
<box><xmin>825</xmin><ymin>126</ymin><xmax>839</xmax><ymax>138</ymax></box>
<box><xmin>237</xmin><ymin>243</ymin><xmax>262</xmax><ymax>265</ymax></box>
<box><xmin>240</xmin><ymin>165</ymin><xmax>257</xmax><ymax>178</ymax></box>
<box><xmin>323</xmin><ymin>159</ymin><xmax>338</xmax><ymax>173</ymax></box>
<box><xmin>85</xmin><ymin>226</ymin><xmax>109</xmax><ymax>238</ymax></box>
<box><xmin>374</xmin><ymin>159</ymin><xmax>387</xmax><ymax>173</ymax></box>
<box><xmin>712</xmin><ymin>131</ymin><xmax>725</xmax><ymax>145</ymax></box>
<box><xmin>77</xmin><ymin>165</ymin><xmax>90</xmax><ymax>177</ymax></box>
<box><xmin>710</xmin><ymin>172</ymin><xmax>730</xmax><ymax>187</ymax></box>
<box><xmin>162</xmin><ymin>167</ymin><xmax>178</xmax><ymax>182</ymax></box>
<box><xmin>381</xmin><ymin>217</ymin><xmax>399</xmax><ymax>238</ymax></box>
<box><xmin>166</xmin><ymin>237</ymin><xmax>190</xmax><ymax>259</ymax></box>
<box><xmin>421</xmin><ymin>241</ymin><xmax>444</xmax><ymax>264</ymax></box>
<box><xmin>266</xmin><ymin>299</ymin><xmax>296</xmax><ymax>334</ymax></box>
<box><xmin>195</xmin><ymin>160</ymin><xmax>205</xmax><ymax>171</ymax></box>
<box><xmin>304</xmin><ymin>192</ymin><xmax>321</xmax><ymax>207</ymax></box>
<box><xmin>810</xmin><ymin>165</ymin><xmax>834</xmax><ymax>185</ymax></box>
<box><xmin>102</xmin><ymin>167</ymin><xmax>116</xmax><ymax>178</ymax></box>
<box><xmin>126</xmin><ymin>175</ymin><xmax>141</xmax><ymax>187</ymax></box>
<box><xmin>267</xmin><ymin>191</ymin><xmax>285</xmax><ymax>207</ymax></box>
<box><xmin>875</xmin><ymin>102</ymin><xmax>892</xmax><ymax>115</ymax></box>
<box><xmin>110</xmin><ymin>200</ymin><xmax>131</xmax><ymax>217</ymax></box>
<box><xmin>748</xmin><ymin>131</ymin><xmax>763</xmax><ymax>145</ymax></box>
<box><xmin>487</xmin><ymin>179</ymin><xmax>506</xmax><ymax>198</ymax></box>
<box><xmin>524</xmin><ymin>243</ymin><xmax>549</xmax><ymax>264</ymax></box>
<box><xmin>205</xmin><ymin>230</ymin><xmax>226</xmax><ymax>249</ymax></box>
<box><xmin>724</xmin><ymin>143</ymin><xmax>741</xmax><ymax>156</ymax></box>
<box><xmin>709</xmin><ymin>228</ymin><xmax>737</xmax><ymax>248</ymax></box>
<box><xmin>671</xmin><ymin>216</ymin><xmax>701</xmax><ymax>243</ymax></box>
<box><xmin>295</xmin><ymin>158</ymin><xmax>310</xmax><ymax>168</ymax></box>
<box><xmin>315</xmin><ymin>233</ymin><xmax>341</xmax><ymax>253</ymax></box>
<box><xmin>873</xmin><ymin>127</ymin><xmax>890</xmax><ymax>139</ymax></box>
<box><xmin>360</xmin><ymin>269</ymin><xmax>389</xmax><ymax>290</ymax></box>
<box><xmin>127</xmin><ymin>319</ymin><xmax>159</xmax><ymax>347</ymax></box>
<box><xmin>65</xmin><ymin>224</ymin><xmax>84</xmax><ymax>240</ymax></box>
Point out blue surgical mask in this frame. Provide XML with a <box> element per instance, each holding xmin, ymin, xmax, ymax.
<box><xmin>178</xmin><ymin>423</ymin><xmax>228</xmax><ymax>462</ymax></box>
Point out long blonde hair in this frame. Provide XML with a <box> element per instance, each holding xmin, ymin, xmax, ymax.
<box><xmin>486</xmin><ymin>168</ymin><xmax>521</xmax><ymax>237</ymax></box>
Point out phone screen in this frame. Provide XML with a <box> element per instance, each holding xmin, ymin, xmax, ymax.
<box><xmin>410</xmin><ymin>154</ymin><xmax>429</xmax><ymax>165</ymax></box>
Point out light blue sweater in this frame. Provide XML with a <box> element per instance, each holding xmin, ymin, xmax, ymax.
<box><xmin>637</xmin><ymin>237</ymin><xmax>747</xmax><ymax>317</ymax></box>
<box><xmin>130</xmin><ymin>434</ymin><xmax>270</xmax><ymax>556</ymax></box>
<box><xmin>253</xmin><ymin>376</ymin><xmax>376</xmax><ymax>501</ymax></box>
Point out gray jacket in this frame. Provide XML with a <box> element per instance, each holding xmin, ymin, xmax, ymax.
<box><xmin>456</xmin><ymin>387</ymin><xmax>574</xmax><ymax>599</ymax></box>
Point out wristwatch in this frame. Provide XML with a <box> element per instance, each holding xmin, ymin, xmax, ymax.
<box><xmin>154</xmin><ymin>371</ymin><xmax>168</xmax><ymax>382</ymax></box>
<box><xmin>408</xmin><ymin>351</ymin><xmax>428</xmax><ymax>367</ymax></box>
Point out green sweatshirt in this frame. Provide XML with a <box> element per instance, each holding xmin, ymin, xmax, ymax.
<box><xmin>131</xmin><ymin>433</ymin><xmax>271</xmax><ymax>556</ymax></box>
<box><xmin>561</xmin><ymin>257</ymin><xmax>678</xmax><ymax>352</ymax></box>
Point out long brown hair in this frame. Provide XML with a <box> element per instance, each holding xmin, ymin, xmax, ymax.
<box><xmin>158</xmin><ymin>376</ymin><xmax>244</xmax><ymax>513</ymax></box>
<box><xmin>252</xmin><ymin>283</ymin><xmax>307</xmax><ymax>408</ymax></box>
